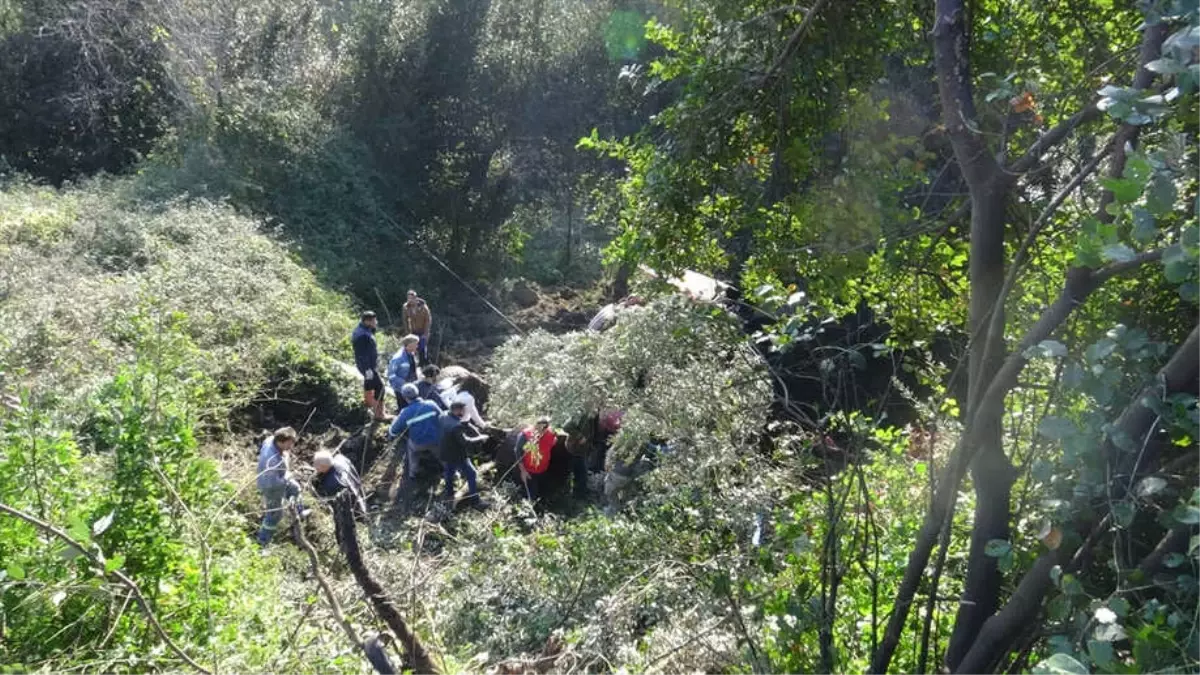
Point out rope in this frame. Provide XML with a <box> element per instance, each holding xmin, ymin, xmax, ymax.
<box><xmin>373</xmin><ymin>210</ymin><xmax>526</xmax><ymax>336</ymax></box>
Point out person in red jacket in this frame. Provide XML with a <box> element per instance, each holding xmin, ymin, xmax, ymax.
<box><xmin>517</xmin><ymin>416</ymin><xmax>558</xmax><ymax>502</ymax></box>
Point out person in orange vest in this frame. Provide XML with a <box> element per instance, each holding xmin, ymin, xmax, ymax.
<box><xmin>517</xmin><ymin>416</ymin><xmax>558</xmax><ymax>502</ymax></box>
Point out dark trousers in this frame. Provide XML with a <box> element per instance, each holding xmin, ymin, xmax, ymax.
<box><xmin>442</xmin><ymin>459</ymin><xmax>479</xmax><ymax>500</ymax></box>
<box><xmin>571</xmin><ymin>455</ymin><xmax>588</xmax><ymax>497</ymax></box>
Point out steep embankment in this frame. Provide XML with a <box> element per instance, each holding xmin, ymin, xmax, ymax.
<box><xmin>0</xmin><ymin>177</ymin><xmax>367</xmax><ymax>673</ymax></box>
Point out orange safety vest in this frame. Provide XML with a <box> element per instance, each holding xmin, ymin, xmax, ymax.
<box><xmin>520</xmin><ymin>427</ymin><xmax>556</xmax><ymax>475</ymax></box>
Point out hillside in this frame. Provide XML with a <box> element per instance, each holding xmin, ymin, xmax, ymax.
<box><xmin>2</xmin><ymin>0</ymin><xmax>1199</xmax><ymax>674</ymax></box>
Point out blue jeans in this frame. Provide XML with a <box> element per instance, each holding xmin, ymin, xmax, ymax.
<box><xmin>257</xmin><ymin>482</ymin><xmax>302</xmax><ymax>546</ymax></box>
<box><xmin>418</xmin><ymin>333</ymin><xmax>429</xmax><ymax>362</ymax></box>
<box><xmin>442</xmin><ymin>460</ymin><xmax>479</xmax><ymax>500</ymax></box>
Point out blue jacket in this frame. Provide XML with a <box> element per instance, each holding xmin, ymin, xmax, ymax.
<box><xmin>351</xmin><ymin>323</ymin><xmax>378</xmax><ymax>375</ymax></box>
<box><xmin>256</xmin><ymin>438</ymin><xmax>289</xmax><ymax>492</ymax></box>
<box><xmin>388</xmin><ymin>349</ymin><xmax>418</xmax><ymax>392</ymax></box>
<box><xmin>388</xmin><ymin>400</ymin><xmax>446</xmax><ymax>446</ymax></box>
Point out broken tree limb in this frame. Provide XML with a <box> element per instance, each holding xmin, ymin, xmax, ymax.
<box><xmin>0</xmin><ymin>502</ymin><xmax>212</xmax><ymax>675</ymax></box>
<box><xmin>332</xmin><ymin>493</ymin><xmax>440</xmax><ymax>674</ymax></box>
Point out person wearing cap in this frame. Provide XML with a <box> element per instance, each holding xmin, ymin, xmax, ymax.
<box><xmin>404</xmin><ymin>290</ymin><xmax>433</xmax><ymax>361</ymax></box>
<box><xmin>352</xmin><ymin>311</ymin><xmax>389</xmax><ymax>422</ymax></box>
<box><xmin>256</xmin><ymin>426</ymin><xmax>311</xmax><ymax>547</ymax></box>
<box><xmin>388</xmin><ymin>335</ymin><xmax>422</xmax><ymax>412</ymax></box>
<box><xmin>313</xmin><ymin>449</ymin><xmax>368</xmax><ymax>518</ymax></box>
<box><xmin>388</xmin><ymin>383</ymin><xmax>447</xmax><ymax>484</ymax></box>
<box><xmin>438</xmin><ymin>400</ymin><xmax>490</xmax><ymax>509</ymax></box>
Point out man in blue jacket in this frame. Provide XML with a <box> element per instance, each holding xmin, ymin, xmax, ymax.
<box><xmin>352</xmin><ymin>311</ymin><xmax>389</xmax><ymax>422</ymax></box>
<box><xmin>387</xmin><ymin>383</ymin><xmax>447</xmax><ymax>486</ymax></box>
<box><xmin>387</xmin><ymin>335</ymin><xmax>421</xmax><ymax>413</ymax></box>
<box><xmin>256</xmin><ymin>426</ymin><xmax>311</xmax><ymax>547</ymax></box>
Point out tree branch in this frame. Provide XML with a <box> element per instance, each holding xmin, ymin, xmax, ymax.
<box><xmin>870</xmin><ymin>246</ymin><xmax>1167</xmax><ymax>674</ymax></box>
<box><xmin>1007</xmin><ymin>104</ymin><xmax>1100</xmax><ymax>175</ymax></box>
<box><xmin>1097</xmin><ymin>21</ymin><xmax>1169</xmax><ymax>223</ymax></box>
<box><xmin>953</xmin><ymin>325</ymin><xmax>1200</xmax><ymax>673</ymax></box>
<box><xmin>0</xmin><ymin>502</ymin><xmax>212</xmax><ymax>675</ymax></box>
<box><xmin>758</xmin><ymin>0</ymin><xmax>831</xmax><ymax>88</ymax></box>
<box><xmin>933</xmin><ymin>0</ymin><xmax>1002</xmax><ymax>189</ymax></box>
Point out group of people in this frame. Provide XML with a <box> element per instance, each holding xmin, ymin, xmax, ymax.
<box><xmin>256</xmin><ymin>289</ymin><xmax>589</xmax><ymax>548</ymax></box>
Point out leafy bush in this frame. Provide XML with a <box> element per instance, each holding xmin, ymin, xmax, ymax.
<box><xmin>0</xmin><ymin>178</ymin><xmax>353</xmax><ymax>417</ymax></box>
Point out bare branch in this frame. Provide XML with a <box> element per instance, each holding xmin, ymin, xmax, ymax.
<box><xmin>757</xmin><ymin>0</ymin><xmax>831</xmax><ymax>88</ymax></box>
<box><xmin>1007</xmin><ymin>104</ymin><xmax>1100</xmax><ymax>175</ymax></box>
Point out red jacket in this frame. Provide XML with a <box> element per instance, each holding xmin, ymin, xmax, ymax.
<box><xmin>519</xmin><ymin>427</ymin><xmax>556</xmax><ymax>475</ymax></box>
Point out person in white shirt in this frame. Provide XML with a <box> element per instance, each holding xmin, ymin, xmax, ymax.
<box><xmin>442</xmin><ymin>373</ymin><xmax>488</xmax><ymax>429</ymax></box>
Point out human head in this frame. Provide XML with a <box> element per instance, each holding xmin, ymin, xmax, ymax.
<box><xmin>313</xmin><ymin>450</ymin><xmax>334</xmax><ymax>473</ymax></box>
<box><xmin>535</xmin><ymin>416</ymin><xmax>551</xmax><ymax>434</ymax></box>
<box><xmin>450</xmin><ymin>400</ymin><xmax>467</xmax><ymax>418</ymax></box>
<box><xmin>407</xmin><ymin>289</ymin><xmax>417</xmax><ymax>301</ymax></box>
<box><xmin>360</xmin><ymin>311</ymin><xmax>378</xmax><ymax>330</ymax></box>
<box><xmin>273</xmin><ymin>426</ymin><xmax>298</xmax><ymax>451</ymax></box>
<box><xmin>401</xmin><ymin>334</ymin><xmax>420</xmax><ymax>353</ymax></box>
<box><xmin>421</xmin><ymin>365</ymin><xmax>440</xmax><ymax>382</ymax></box>
<box><xmin>400</xmin><ymin>383</ymin><xmax>420</xmax><ymax>402</ymax></box>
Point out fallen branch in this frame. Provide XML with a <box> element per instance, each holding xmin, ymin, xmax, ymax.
<box><xmin>0</xmin><ymin>502</ymin><xmax>212</xmax><ymax>675</ymax></box>
<box><xmin>333</xmin><ymin>494</ymin><xmax>440</xmax><ymax>674</ymax></box>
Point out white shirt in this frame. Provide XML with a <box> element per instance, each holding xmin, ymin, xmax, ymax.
<box><xmin>441</xmin><ymin>386</ymin><xmax>486</xmax><ymax>428</ymax></box>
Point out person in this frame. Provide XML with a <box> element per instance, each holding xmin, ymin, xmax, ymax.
<box><xmin>352</xmin><ymin>311</ymin><xmax>389</xmax><ymax>422</ymax></box>
<box><xmin>438</xmin><ymin>401</ymin><xmax>490</xmax><ymax>509</ymax></box>
<box><xmin>387</xmin><ymin>335</ymin><xmax>421</xmax><ymax>411</ymax></box>
<box><xmin>404</xmin><ymin>290</ymin><xmax>432</xmax><ymax>362</ymax></box>
<box><xmin>256</xmin><ymin>427</ymin><xmax>310</xmax><ymax>547</ymax></box>
<box><xmin>441</xmin><ymin>373</ymin><xmax>488</xmax><ymax>429</ymax></box>
<box><xmin>586</xmin><ymin>295</ymin><xmax>645</xmax><ymax>332</ymax></box>
<box><xmin>387</xmin><ymin>383</ymin><xmax>447</xmax><ymax>486</ymax></box>
<box><xmin>418</xmin><ymin>365</ymin><xmax>447</xmax><ymax>411</ymax></box>
<box><xmin>563</xmin><ymin>418</ymin><xmax>594</xmax><ymax>500</ymax></box>
<box><xmin>516</xmin><ymin>416</ymin><xmax>558</xmax><ymax>502</ymax></box>
<box><xmin>312</xmin><ymin>449</ymin><xmax>368</xmax><ymax>518</ymax></box>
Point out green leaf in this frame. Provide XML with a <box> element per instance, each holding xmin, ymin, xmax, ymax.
<box><xmin>1166</xmin><ymin>259</ymin><xmax>1195</xmax><ymax>285</ymax></box>
<box><xmin>1145</xmin><ymin>57</ymin><xmax>1186</xmax><ymax>75</ymax></box>
<box><xmin>92</xmin><ymin>511</ymin><xmax>115</xmax><ymax>537</ymax></box>
<box><xmin>1032</xmin><ymin>653</ymin><xmax>1089</xmax><ymax>674</ymax></box>
<box><xmin>1085</xmin><ymin>338</ymin><xmax>1117</xmax><ymax>362</ymax></box>
<box><xmin>1131</xmin><ymin>206</ymin><xmax>1157</xmax><ymax>244</ymax></box>
<box><xmin>985</xmin><ymin>539</ymin><xmax>1012</xmax><ymax>558</ymax></box>
<box><xmin>1094</xmin><ymin>623</ymin><xmax>1127</xmax><ymax>642</ymax></box>
<box><xmin>1146</xmin><ymin>176</ymin><xmax>1178</xmax><ymax>216</ymax></box>
<box><xmin>1101</xmin><ymin>243</ymin><xmax>1136</xmax><ymax>263</ymax></box>
<box><xmin>1135</xmin><ymin>476</ymin><xmax>1168</xmax><ymax>498</ymax></box>
<box><xmin>1087</xmin><ymin>639</ymin><xmax>1115</xmax><ymax>668</ymax></box>
<box><xmin>104</xmin><ymin>554</ymin><xmax>125</xmax><ymax>574</ymax></box>
<box><xmin>1183</xmin><ymin>224</ymin><xmax>1199</xmax><ymax>249</ymax></box>
<box><xmin>1047</xmin><ymin>594</ymin><xmax>1071</xmax><ymax>621</ymax></box>
<box><xmin>1038</xmin><ymin>416</ymin><xmax>1077</xmax><ymax>441</ymax></box>
<box><xmin>1109</xmin><ymin>597</ymin><xmax>1130</xmax><ymax>618</ymax></box>
<box><xmin>1112</xmin><ymin>501</ymin><xmax>1136</xmax><ymax>528</ymax></box>
<box><xmin>1025</xmin><ymin>340</ymin><xmax>1068</xmax><ymax>359</ymax></box>
<box><xmin>5</xmin><ymin>563</ymin><xmax>25</xmax><ymax>581</ymax></box>
<box><xmin>1174</xmin><ymin>504</ymin><xmax>1200</xmax><ymax>525</ymax></box>
<box><xmin>1100</xmin><ymin>177</ymin><xmax>1143</xmax><ymax>204</ymax></box>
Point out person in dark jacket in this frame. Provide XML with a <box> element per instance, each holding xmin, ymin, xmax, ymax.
<box><xmin>312</xmin><ymin>450</ymin><xmax>368</xmax><ymax>518</ymax></box>
<box><xmin>418</xmin><ymin>366</ymin><xmax>447</xmax><ymax>411</ymax></box>
<box><xmin>387</xmin><ymin>383</ymin><xmax>446</xmax><ymax>484</ymax></box>
<box><xmin>439</xmin><ymin>401</ymin><xmax>490</xmax><ymax>508</ymax></box>
<box><xmin>352</xmin><ymin>311</ymin><xmax>389</xmax><ymax>422</ymax></box>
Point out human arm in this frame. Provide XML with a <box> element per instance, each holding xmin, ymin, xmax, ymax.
<box><xmin>387</xmin><ymin>409</ymin><xmax>412</xmax><ymax>439</ymax></box>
